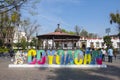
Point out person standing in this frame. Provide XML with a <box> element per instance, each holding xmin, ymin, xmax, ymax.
<box><xmin>9</xmin><ymin>48</ymin><xmax>14</xmax><ymax>62</ymax></box>
<box><xmin>107</xmin><ymin>46</ymin><xmax>113</xmax><ymax>63</ymax></box>
<box><xmin>101</xmin><ymin>48</ymin><xmax>106</xmax><ymax>61</ymax></box>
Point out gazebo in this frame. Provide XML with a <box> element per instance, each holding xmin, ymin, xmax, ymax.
<box><xmin>37</xmin><ymin>24</ymin><xmax>81</xmax><ymax>50</ymax></box>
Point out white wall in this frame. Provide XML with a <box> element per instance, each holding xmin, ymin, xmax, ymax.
<box><xmin>80</xmin><ymin>37</ymin><xmax>119</xmax><ymax>48</ymax></box>
<box><xmin>42</xmin><ymin>38</ymin><xmax>119</xmax><ymax>49</ymax></box>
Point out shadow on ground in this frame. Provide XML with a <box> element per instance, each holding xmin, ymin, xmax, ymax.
<box><xmin>46</xmin><ymin>65</ymin><xmax>120</xmax><ymax>80</ymax></box>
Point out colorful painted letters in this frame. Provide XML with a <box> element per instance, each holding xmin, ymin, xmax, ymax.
<box><xmin>27</xmin><ymin>49</ymin><xmax>102</xmax><ymax>65</ymax></box>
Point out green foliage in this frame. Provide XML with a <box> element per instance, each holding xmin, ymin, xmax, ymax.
<box><xmin>110</xmin><ymin>12</ymin><xmax>120</xmax><ymax>34</ymax></box>
<box><xmin>61</xmin><ymin>28</ymin><xmax>98</xmax><ymax>38</ymax></box>
<box><xmin>61</xmin><ymin>29</ymin><xmax>68</xmax><ymax>33</ymax></box>
<box><xmin>0</xmin><ymin>0</ymin><xmax>27</xmax><ymax>14</ymax></box>
<box><xmin>20</xmin><ymin>37</ymin><xmax>27</xmax><ymax>50</ymax></box>
<box><xmin>88</xmin><ymin>33</ymin><xmax>98</xmax><ymax>38</ymax></box>
<box><xmin>69</xmin><ymin>31</ymin><xmax>75</xmax><ymax>35</ymax></box>
<box><xmin>110</xmin><ymin>12</ymin><xmax>120</xmax><ymax>24</ymax></box>
<box><xmin>11</xmin><ymin>11</ymin><xmax>20</xmax><ymax>23</ymax></box>
<box><xmin>0</xmin><ymin>39</ymin><xmax>4</xmax><ymax>47</ymax></box>
<box><xmin>30</xmin><ymin>38</ymin><xmax>36</xmax><ymax>47</ymax></box>
<box><xmin>74</xmin><ymin>25</ymin><xmax>80</xmax><ymax>35</ymax></box>
<box><xmin>61</xmin><ymin>29</ymin><xmax>75</xmax><ymax>35</ymax></box>
<box><xmin>80</xmin><ymin>29</ymin><xmax>88</xmax><ymax>37</ymax></box>
<box><xmin>0</xmin><ymin>47</ymin><xmax>9</xmax><ymax>53</ymax></box>
<box><xmin>103</xmin><ymin>36</ymin><xmax>112</xmax><ymax>48</ymax></box>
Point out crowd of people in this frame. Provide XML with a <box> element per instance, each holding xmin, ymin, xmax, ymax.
<box><xmin>88</xmin><ymin>46</ymin><xmax>116</xmax><ymax>63</ymax></box>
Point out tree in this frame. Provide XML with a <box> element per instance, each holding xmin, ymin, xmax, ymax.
<box><xmin>103</xmin><ymin>36</ymin><xmax>112</xmax><ymax>48</ymax></box>
<box><xmin>74</xmin><ymin>25</ymin><xmax>81</xmax><ymax>35</ymax></box>
<box><xmin>80</xmin><ymin>29</ymin><xmax>88</xmax><ymax>37</ymax></box>
<box><xmin>0</xmin><ymin>11</ymin><xmax>19</xmax><ymax>48</ymax></box>
<box><xmin>61</xmin><ymin>29</ymin><xmax>68</xmax><ymax>33</ymax></box>
<box><xmin>110</xmin><ymin>12</ymin><xmax>120</xmax><ymax>51</ymax></box>
<box><xmin>20</xmin><ymin>36</ymin><xmax>27</xmax><ymax>50</ymax></box>
<box><xmin>30</xmin><ymin>37</ymin><xmax>37</xmax><ymax>48</ymax></box>
<box><xmin>61</xmin><ymin>29</ymin><xmax>75</xmax><ymax>35</ymax></box>
<box><xmin>69</xmin><ymin>31</ymin><xmax>75</xmax><ymax>35</ymax></box>
<box><xmin>110</xmin><ymin>12</ymin><xmax>120</xmax><ymax>29</ymax></box>
<box><xmin>88</xmin><ymin>33</ymin><xmax>98</xmax><ymax>38</ymax></box>
<box><xmin>110</xmin><ymin>12</ymin><xmax>120</xmax><ymax>35</ymax></box>
<box><xmin>20</xmin><ymin>19</ymin><xmax>40</xmax><ymax>49</ymax></box>
<box><xmin>0</xmin><ymin>39</ymin><xmax>4</xmax><ymax>47</ymax></box>
<box><xmin>0</xmin><ymin>0</ymin><xmax>27</xmax><ymax>14</ymax></box>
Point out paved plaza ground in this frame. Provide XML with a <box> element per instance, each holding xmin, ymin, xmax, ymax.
<box><xmin>0</xmin><ymin>55</ymin><xmax>120</xmax><ymax>80</ymax></box>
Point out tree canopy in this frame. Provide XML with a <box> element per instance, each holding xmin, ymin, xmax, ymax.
<box><xmin>103</xmin><ymin>36</ymin><xmax>112</xmax><ymax>48</ymax></box>
<box><xmin>110</xmin><ymin>12</ymin><xmax>120</xmax><ymax>33</ymax></box>
<box><xmin>0</xmin><ymin>0</ymin><xmax>27</xmax><ymax>14</ymax></box>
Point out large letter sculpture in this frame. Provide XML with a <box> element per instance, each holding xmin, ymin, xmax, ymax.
<box><xmin>65</xmin><ymin>50</ymin><xmax>73</xmax><ymax>64</ymax></box>
<box><xmin>56</xmin><ymin>50</ymin><xmax>64</xmax><ymax>64</ymax></box>
<box><xmin>37</xmin><ymin>50</ymin><xmax>46</xmax><ymax>64</ymax></box>
<box><xmin>74</xmin><ymin>50</ymin><xmax>84</xmax><ymax>65</ymax></box>
<box><xmin>28</xmin><ymin>49</ymin><xmax>37</xmax><ymax>64</ymax></box>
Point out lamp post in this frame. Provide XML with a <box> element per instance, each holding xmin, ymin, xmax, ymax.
<box><xmin>118</xmin><ymin>25</ymin><xmax>120</xmax><ymax>54</ymax></box>
<box><xmin>36</xmin><ymin>32</ymin><xmax>38</xmax><ymax>50</ymax></box>
<box><xmin>105</xmin><ymin>28</ymin><xmax>111</xmax><ymax>36</ymax></box>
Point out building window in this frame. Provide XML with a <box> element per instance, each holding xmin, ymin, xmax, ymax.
<box><xmin>64</xmin><ymin>44</ymin><xmax>67</xmax><ymax>48</ymax></box>
<box><xmin>117</xmin><ymin>42</ymin><xmax>120</xmax><ymax>48</ymax></box>
<box><xmin>74</xmin><ymin>43</ymin><xmax>76</xmax><ymax>47</ymax></box>
<box><xmin>90</xmin><ymin>42</ymin><xmax>94</xmax><ymax>48</ymax></box>
<box><xmin>96</xmin><ymin>42</ymin><xmax>99</xmax><ymax>47</ymax></box>
<box><xmin>102</xmin><ymin>42</ymin><xmax>104</xmax><ymax>47</ymax></box>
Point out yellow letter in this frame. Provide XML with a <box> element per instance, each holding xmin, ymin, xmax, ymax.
<box><xmin>84</xmin><ymin>54</ymin><xmax>91</xmax><ymax>64</ymax></box>
<box><xmin>48</xmin><ymin>55</ymin><xmax>53</xmax><ymax>65</ymax></box>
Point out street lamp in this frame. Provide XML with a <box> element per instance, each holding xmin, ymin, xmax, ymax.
<box><xmin>105</xmin><ymin>28</ymin><xmax>111</xmax><ymax>36</ymax></box>
<box><xmin>36</xmin><ymin>32</ymin><xmax>38</xmax><ymax>50</ymax></box>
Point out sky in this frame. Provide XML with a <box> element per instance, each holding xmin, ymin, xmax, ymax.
<box><xmin>21</xmin><ymin>0</ymin><xmax>120</xmax><ymax>37</ymax></box>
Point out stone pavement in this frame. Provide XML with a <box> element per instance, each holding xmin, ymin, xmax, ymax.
<box><xmin>0</xmin><ymin>54</ymin><xmax>120</xmax><ymax>80</ymax></box>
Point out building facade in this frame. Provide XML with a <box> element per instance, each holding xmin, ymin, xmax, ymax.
<box><xmin>13</xmin><ymin>27</ymin><xmax>26</xmax><ymax>43</ymax></box>
<box><xmin>80</xmin><ymin>37</ymin><xmax>119</xmax><ymax>49</ymax></box>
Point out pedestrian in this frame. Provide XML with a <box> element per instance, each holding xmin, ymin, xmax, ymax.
<box><xmin>107</xmin><ymin>46</ymin><xmax>113</xmax><ymax>63</ymax></box>
<box><xmin>101</xmin><ymin>48</ymin><xmax>106</xmax><ymax>61</ymax></box>
<box><xmin>113</xmin><ymin>49</ymin><xmax>117</xmax><ymax>60</ymax></box>
<box><xmin>9</xmin><ymin>48</ymin><xmax>14</xmax><ymax>62</ymax></box>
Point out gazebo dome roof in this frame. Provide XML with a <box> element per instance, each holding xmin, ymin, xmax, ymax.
<box><xmin>55</xmin><ymin>24</ymin><xmax>62</xmax><ymax>33</ymax></box>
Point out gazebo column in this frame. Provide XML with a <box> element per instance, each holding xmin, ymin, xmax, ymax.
<box><xmin>41</xmin><ymin>39</ymin><xmax>43</xmax><ymax>49</ymax></box>
<box><xmin>47</xmin><ymin>39</ymin><xmax>48</xmax><ymax>50</ymax></box>
<box><xmin>72</xmin><ymin>39</ymin><xmax>73</xmax><ymax>50</ymax></box>
<box><xmin>52</xmin><ymin>37</ymin><xmax>54</xmax><ymax>49</ymax></box>
<box><xmin>60</xmin><ymin>40</ymin><xmax>62</xmax><ymax>49</ymax></box>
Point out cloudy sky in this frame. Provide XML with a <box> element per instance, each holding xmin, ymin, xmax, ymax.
<box><xmin>21</xmin><ymin>0</ymin><xmax>120</xmax><ymax>37</ymax></box>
